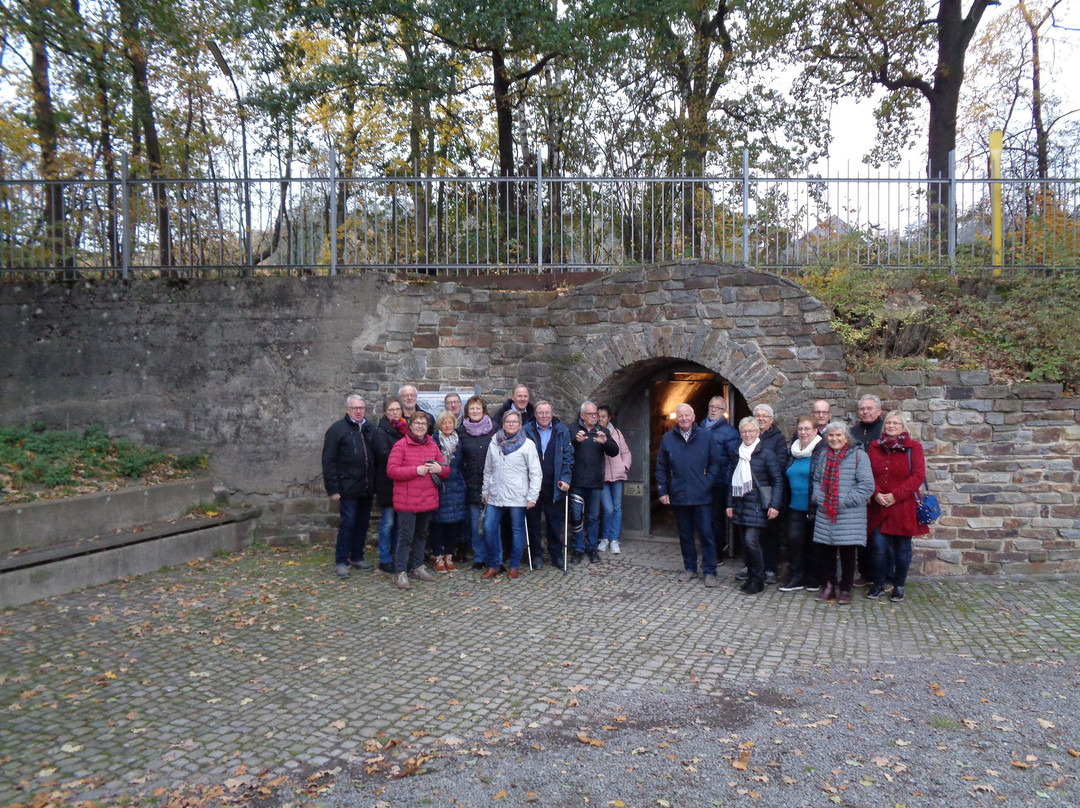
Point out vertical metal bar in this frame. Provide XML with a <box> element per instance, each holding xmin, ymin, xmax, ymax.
<box><xmin>121</xmin><ymin>153</ymin><xmax>131</xmax><ymax>278</ymax></box>
<box><xmin>537</xmin><ymin>143</ymin><xmax>543</xmax><ymax>272</ymax></box>
<box><xmin>947</xmin><ymin>150</ymin><xmax>956</xmax><ymax>273</ymax></box>
<box><xmin>329</xmin><ymin>145</ymin><xmax>337</xmax><ymax>275</ymax></box>
<box><xmin>742</xmin><ymin>148</ymin><xmax>749</xmax><ymax>264</ymax></box>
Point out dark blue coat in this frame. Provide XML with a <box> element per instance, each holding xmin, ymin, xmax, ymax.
<box><xmin>655</xmin><ymin>424</ymin><xmax>722</xmax><ymax>507</ymax></box>
<box><xmin>523</xmin><ymin>418</ymin><xmax>574</xmax><ymax>502</ymax></box>
<box><xmin>458</xmin><ymin>423</ymin><xmax>495</xmax><ymax>505</ymax></box>
<box><xmin>703</xmin><ymin>417</ymin><xmax>739</xmax><ymax>490</ymax></box>
<box><xmin>433</xmin><ymin>433</ymin><xmax>468</xmax><ymax>524</ymax></box>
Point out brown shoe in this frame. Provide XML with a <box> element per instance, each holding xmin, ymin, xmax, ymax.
<box><xmin>508</xmin><ymin>568</ymin><xmax>519</xmax><ymax>580</ymax></box>
<box><xmin>481</xmin><ymin>567</ymin><xmax>500</xmax><ymax>579</ymax></box>
<box><xmin>433</xmin><ymin>555</ymin><xmax>447</xmax><ymax>573</ymax></box>
<box><xmin>444</xmin><ymin>555</ymin><xmax>457</xmax><ymax>572</ymax></box>
<box><xmin>837</xmin><ymin>590</ymin><xmax>852</xmax><ymax>605</ymax></box>
<box><xmin>816</xmin><ymin>582</ymin><xmax>835</xmax><ymax>602</ymax></box>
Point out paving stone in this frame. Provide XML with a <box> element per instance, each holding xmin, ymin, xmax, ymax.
<box><xmin>2</xmin><ymin>539</ymin><xmax>1080</xmax><ymax>805</ymax></box>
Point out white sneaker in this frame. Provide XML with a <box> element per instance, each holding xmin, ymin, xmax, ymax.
<box><xmin>597</xmin><ymin>539</ymin><xmax>609</xmax><ymax>552</ymax></box>
<box><xmin>610</xmin><ymin>541</ymin><xmax>621</xmax><ymax>554</ymax></box>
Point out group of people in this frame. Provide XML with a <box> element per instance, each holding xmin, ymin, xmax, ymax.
<box><xmin>321</xmin><ymin>384</ymin><xmax>631</xmax><ymax>591</ymax></box>
<box><xmin>656</xmin><ymin>394</ymin><xmax>928</xmax><ymax>604</ymax></box>
<box><xmin>322</xmin><ymin>384</ymin><xmax>928</xmax><ymax>603</ymax></box>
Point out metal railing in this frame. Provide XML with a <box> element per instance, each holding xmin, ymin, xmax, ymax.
<box><xmin>2</xmin><ymin>149</ymin><xmax>1077</xmax><ymax>278</ymax></box>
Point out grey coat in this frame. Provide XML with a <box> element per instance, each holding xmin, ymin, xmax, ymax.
<box><xmin>810</xmin><ymin>446</ymin><xmax>874</xmax><ymax>547</ymax></box>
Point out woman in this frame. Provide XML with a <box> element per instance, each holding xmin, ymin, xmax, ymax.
<box><xmin>431</xmin><ymin>410</ymin><xmax>467</xmax><ymax>573</ymax></box>
<box><xmin>386</xmin><ymin>411</ymin><xmax>451</xmax><ymax>590</ymax></box>
<box><xmin>597</xmin><ymin>404</ymin><xmax>632</xmax><ymax>554</ymax></box>
<box><xmin>811</xmin><ymin>421</ymin><xmax>875</xmax><ymax>605</ymax></box>
<box><xmin>481</xmin><ymin>411</ymin><xmax>542</xmax><ymax>580</ymax></box>
<box><xmin>780</xmin><ymin>415</ymin><xmax>824</xmax><ymax>593</ymax></box>
<box><xmin>726</xmin><ymin>416</ymin><xmax>785</xmax><ymax>595</ymax></box>
<box><xmin>371</xmin><ymin>396</ymin><xmax>406</xmax><ymax>574</ymax></box>
<box><xmin>866</xmin><ymin>410</ymin><xmax>929</xmax><ymax>603</ymax></box>
<box><xmin>458</xmin><ymin>395</ymin><xmax>496</xmax><ymax>570</ymax></box>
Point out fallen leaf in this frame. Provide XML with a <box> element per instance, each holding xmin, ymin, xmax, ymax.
<box><xmin>493</xmin><ymin>790</ymin><xmax>507</xmax><ymax>800</ymax></box>
<box><xmin>732</xmin><ymin>750</ymin><xmax>752</xmax><ymax>771</ymax></box>
<box><xmin>576</xmin><ymin>731</ymin><xmax>605</xmax><ymax>747</ymax></box>
<box><xmin>60</xmin><ymin>743</ymin><xmax>83</xmax><ymax>753</ymax></box>
<box><xmin>1038</xmin><ymin>719</ymin><xmax>1055</xmax><ymax>729</ymax></box>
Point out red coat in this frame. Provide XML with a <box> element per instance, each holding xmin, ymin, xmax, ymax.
<box><xmin>386</xmin><ymin>432</ymin><xmax>450</xmax><ymax>513</ymax></box>
<box><xmin>866</xmin><ymin>439</ymin><xmax>930</xmax><ymax>538</ymax></box>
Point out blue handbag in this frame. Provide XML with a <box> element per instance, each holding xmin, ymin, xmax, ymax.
<box><xmin>907</xmin><ymin>451</ymin><xmax>940</xmax><ymax>524</ymax></box>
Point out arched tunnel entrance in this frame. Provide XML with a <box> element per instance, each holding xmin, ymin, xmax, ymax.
<box><xmin>592</xmin><ymin>358</ymin><xmax>749</xmax><ymax>538</ymax></box>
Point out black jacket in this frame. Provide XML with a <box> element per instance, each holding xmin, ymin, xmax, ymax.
<box><xmin>759</xmin><ymin>423</ymin><xmax>789</xmax><ymax>510</ymax></box>
<box><xmin>570</xmin><ymin>420</ymin><xmax>619</xmax><ymax>489</ymax></box>
<box><xmin>851</xmin><ymin>417</ymin><xmax>883</xmax><ymax>451</ymax></box>
<box><xmin>371</xmin><ymin>417</ymin><xmax>404</xmax><ymax>507</ymax></box>
<box><xmin>458</xmin><ymin>423</ymin><xmax>495</xmax><ymax>505</ymax></box>
<box><xmin>727</xmin><ymin>443</ymin><xmax>785</xmax><ymax>528</ymax></box>
<box><xmin>494</xmin><ymin>399</ymin><xmax>535</xmax><ymax>427</ymax></box>
<box><xmin>321</xmin><ymin>416</ymin><xmax>375</xmax><ymax>499</ymax></box>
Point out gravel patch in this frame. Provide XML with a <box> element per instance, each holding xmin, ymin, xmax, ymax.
<box><xmin>324</xmin><ymin>655</ymin><xmax>1080</xmax><ymax>808</ymax></box>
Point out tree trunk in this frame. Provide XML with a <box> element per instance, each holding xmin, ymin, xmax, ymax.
<box><xmin>27</xmin><ymin>0</ymin><xmax>72</xmax><ymax>272</ymax></box>
<box><xmin>118</xmin><ymin>0</ymin><xmax>173</xmax><ymax>272</ymax></box>
<box><xmin>92</xmin><ymin>43</ymin><xmax>120</xmax><ymax>269</ymax></box>
<box><xmin>492</xmin><ymin>49</ymin><xmax>516</xmax><ymax>212</ymax></box>
<box><xmin>1019</xmin><ymin>0</ymin><xmax>1051</xmax><ymax>180</ymax></box>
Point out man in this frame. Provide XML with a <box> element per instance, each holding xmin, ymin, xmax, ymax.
<box><xmin>523</xmin><ymin>401</ymin><xmax>574</xmax><ymax>570</ymax></box>
<box><xmin>321</xmin><ymin>394</ymin><xmax>376</xmax><ymax>578</ymax></box>
<box><xmin>569</xmin><ymin>401</ymin><xmax>619</xmax><ymax>563</ymax></box>
<box><xmin>444</xmin><ymin>392</ymin><xmax>464</xmax><ymax>426</ymax></box>
<box><xmin>851</xmin><ymin>394</ymin><xmax>885</xmax><ymax>585</ymax></box>
<box><xmin>656</xmin><ymin>404</ymin><xmax>723</xmax><ymax>587</ymax></box>
<box><xmin>811</xmin><ymin>400</ymin><xmax>833</xmax><ymax>437</ymax></box>
<box><xmin>399</xmin><ymin>384</ymin><xmax>435</xmax><ymax>434</ymax></box>
<box><xmin>494</xmin><ymin>384</ymin><xmax>535</xmax><ymax>427</ymax></box>
<box><xmin>702</xmin><ymin>396</ymin><xmax>739</xmax><ymax>560</ymax></box>
<box><xmin>851</xmin><ymin>394</ymin><xmax>884</xmax><ymax>450</ymax></box>
<box><xmin>752</xmin><ymin>403</ymin><xmax>788</xmax><ymax>585</ymax></box>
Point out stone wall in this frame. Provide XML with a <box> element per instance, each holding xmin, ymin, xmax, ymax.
<box><xmin>855</xmin><ymin>370</ymin><xmax>1079</xmax><ymax>576</ymax></box>
<box><xmin>2</xmin><ymin>263</ymin><xmax>1077</xmax><ymax>575</ymax></box>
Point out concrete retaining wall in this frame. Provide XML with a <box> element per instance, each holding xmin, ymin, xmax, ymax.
<box><xmin>0</xmin><ymin>478</ymin><xmax>215</xmax><ymax>555</ymax></box>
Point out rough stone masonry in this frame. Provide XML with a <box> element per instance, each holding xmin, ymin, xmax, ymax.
<box><xmin>1</xmin><ymin>261</ymin><xmax>1076</xmax><ymax>575</ymax></box>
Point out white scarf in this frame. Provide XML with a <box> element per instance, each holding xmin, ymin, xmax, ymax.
<box><xmin>790</xmin><ymin>434</ymin><xmax>821</xmax><ymax>459</ymax></box>
<box><xmin>731</xmin><ymin>438</ymin><xmax>759</xmax><ymax>497</ymax></box>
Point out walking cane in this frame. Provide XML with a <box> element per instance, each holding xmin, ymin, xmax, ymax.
<box><xmin>524</xmin><ymin>514</ymin><xmax>533</xmax><ymax>574</ymax></box>
<box><xmin>563</xmin><ymin>494</ymin><xmax>570</xmax><ymax>575</ymax></box>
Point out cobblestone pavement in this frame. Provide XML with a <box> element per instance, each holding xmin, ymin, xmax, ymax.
<box><xmin>3</xmin><ymin>536</ymin><xmax>1080</xmax><ymax>805</ymax></box>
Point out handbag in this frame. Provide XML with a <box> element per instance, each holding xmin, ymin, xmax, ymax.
<box><xmin>907</xmin><ymin>451</ymin><xmax>940</xmax><ymax>525</ymax></box>
<box><xmin>757</xmin><ymin>485</ymin><xmax>773</xmax><ymax>511</ymax></box>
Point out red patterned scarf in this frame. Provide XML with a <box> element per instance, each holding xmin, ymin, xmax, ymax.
<box><xmin>822</xmin><ymin>444</ymin><xmax>849</xmax><ymax>523</ymax></box>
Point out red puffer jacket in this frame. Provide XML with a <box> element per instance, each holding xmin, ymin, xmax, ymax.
<box><xmin>387</xmin><ymin>431</ymin><xmax>450</xmax><ymax>513</ymax></box>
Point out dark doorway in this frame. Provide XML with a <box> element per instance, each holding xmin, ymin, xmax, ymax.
<box><xmin>606</xmin><ymin>361</ymin><xmax>748</xmax><ymax>538</ymax></box>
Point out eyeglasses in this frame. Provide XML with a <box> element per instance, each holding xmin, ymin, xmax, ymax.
<box><xmin>347</xmin><ymin>405</ymin><xmax>366</xmax><ymax>411</ymax></box>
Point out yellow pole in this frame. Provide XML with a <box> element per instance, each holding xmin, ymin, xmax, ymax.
<box><xmin>990</xmin><ymin>129</ymin><xmax>1003</xmax><ymax>270</ymax></box>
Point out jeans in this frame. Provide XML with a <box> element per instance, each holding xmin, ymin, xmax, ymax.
<box><xmin>526</xmin><ymin>489</ymin><xmax>566</xmax><ymax>564</ymax></box>
<box><xmin>600</xmin><ymin>480</ymin><xmax>624</xmax><ymax>543</ymax></box>
<box><xmin>394</xmin><ymin>510</ymin><xmax>432</xmax><ymax>574</ymax></box>
<box><xmin>674</xmin><ymin>504</ymin><xmax>717</xmax><ymax>576</ymax></box>
<box><xmin>335</xmin><ymin>496</ymin><xmax>373</xmax><ymax>565</ymax></box>
<box><xmin>569</xmin><ymin>487</ymin><xmax>603</xmax><ymax>553</ymax></box>
<box><xmin>465</xmin><ymin>503</ymin><xmax>485</xmax><ymax>565</ymax></box>
<box><xmin>377</xmin><ymin>506</ymin><xmax>399</xmax><ymax>565</ymax></box>
<box><xmin>870</xmin><ymin>529</ymin><xmax>912</xmax><ymax>588</ymax></box>
<box><xmin>484</xmin><ymin>504</ymin><xmax>526</xmax><ymax>570</ymax></box>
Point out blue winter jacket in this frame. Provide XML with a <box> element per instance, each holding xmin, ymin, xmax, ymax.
<box><xmin>523</xmin><ymin>418</ymin><xmax>574</xmax><ymax>501</ymax></box>
<box><xmin>703</xmin><ymin>417</ymin><xmax>739</xmax><ymax>490</ymax></box>
<box><xmin>433</xmin><ymin>433</ymin><xmax>468</xmax><ymax>524</ymax></box>
<box><xmin>655</xmin><ymin>424</ymin><xmax>723</xmax><ymax>507</ymax></box>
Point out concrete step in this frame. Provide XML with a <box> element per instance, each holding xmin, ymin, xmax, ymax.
<box><xmin>0</xmin><ymin>508</ymin><xmax>259</xmax><ymax>609</ymax></box>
